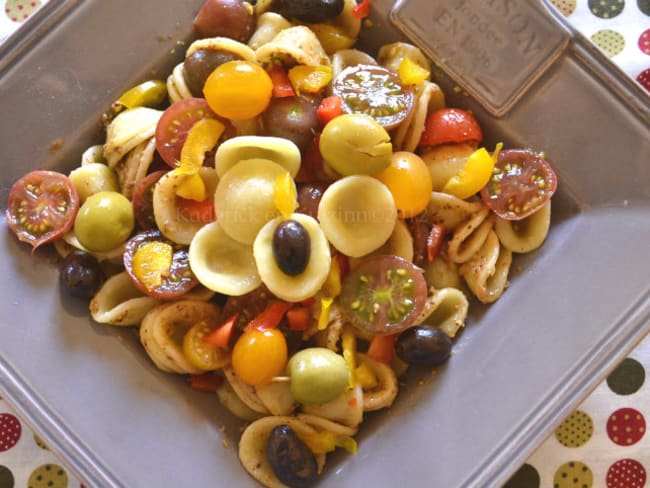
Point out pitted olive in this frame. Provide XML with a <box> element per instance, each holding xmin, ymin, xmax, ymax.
<box><xmin>267</xmin><ymin>424</ymin><xmax>318</xmax><ymax>488</ymax></box>
<box><xmin>74</xmin><ymin>191</ymin><xmax>134</xmax><ymax>252</ymax></box>
<box><xmin>272</xmin><ymin>219</ymin><xmax>311</xmax><ymax>276</ymax></box>
<box><xmin>288</xmin><ymin>347</ymin><xmax>349</xmax><ymax>404</ymax></box>
<box><xmin>395</xmin><ymin>325</ymin><xmax>452</xmax><ymax>366</ymax></box>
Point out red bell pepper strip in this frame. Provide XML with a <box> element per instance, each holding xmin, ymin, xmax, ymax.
<box><xmin>267</xmin><ymin>65</ymin><xmax>296</xmax><ymax>98</ymax></box>
<box><xmin>367</xmin><ymin>334</ymin><xmax>398</xmax><ymax>364</ymax></box>
<box><xmin>317</xmin><ymin>96</ymin><xmax>343</xmax><ymax>127</ymax></box>
<box><xmin>188</xmin><ymin>373</ymin><xmax>224</xmax><ymax>392</ymax></box>
<box><xmin>203</xmin><ymin>313</ymin><xmax>239</xmax><ymax>349</ymax></box>
<box><xmin>352</xmin><ymin>0</ymin><xmax>371</xmax><ymax>19</ymax></box>
<box><xmin>287</xmin><ymin>306</ymin><xmax>312</xmax><ymax>331</ymax></box>
<box><xmin>246</xmin><ymin>300</ymin><xmax>292</xmax><ymax>331</ymax></box>
<box><xmin>427</xmin><ymin>224</ymin><xmax>446</xmax><ymax>263</ymax></box>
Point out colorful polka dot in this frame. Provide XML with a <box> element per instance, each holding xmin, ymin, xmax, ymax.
<box><xmin>33</xmin><ymin>433</ymin><xmax>48</xmax><ymax>450</ymax></box>
<box><xmin>502</xmin><ymin>464</ymin><xmax>540</xmax><ymax>488</ymax></box>
<box><xmin>3</xmin><ymin>0</ymin><xmax>42</xmax><ymax>23</ymax></box>
<box><xmin>606</xmin><ymin>459</ymin><xmax>647</xmax><ymax>488</ymax></box>
<box><xmin>553</xmin><ymin>461</ymin><xmax>593</xmax><ymax>488</ymax></box>
<box><xmin>551</xmin><ymin>0</ymin><xmax>578</xmax><ymax>15</ymax></box>
<box><xmin>591</xmin><ymin>29</ymin><xmax>626</xmax><ymax>57</ymax></box>
<box><xmin>0</xmin><ymin>465</ymin><xmax>14</xmax><ymax>488</ymax></box>
<box><xmin>639</xmin><ymin>30</ymin><xmax>650</xmax><ymax>55</ymax></box>
<box><xmin>606</xmin><ymin>407</ymin><xmax>646</xmax><ymax>446</ymax></box>
<box><xmin>555</xmin><ymin>410</ymin><xmax>594</xmax><ymax>447</ymax></box>
<box><xmin>0</xmin><ymin>413</ymin><xmax>21</xmax><ymax>452</ymax></box>
<box><xmin>607</xmin><ymin>357</ymin><xmax>645</xmax><ymax>394</ymax></box>
<box><xmin>637</xmin><ymin>68</ymin><xmax>650</xmax><ymax>91</ymax></box>
<box><xmin>588</xmin><ymin>0</ymin><xmax>626</xmax><ymax>18</ymax></box>
<box><xmin>27</xmin><ymin>464</ymin><xmax>68</xmax><ymax>488</ymax></box>
<box><xmin>638</xmin><ymin>0</ymin><xmax>650</xmax><ymax>15</ymax></box>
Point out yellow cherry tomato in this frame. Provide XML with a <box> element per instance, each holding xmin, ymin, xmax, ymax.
<box><xmin>182</xmin><ymin>321</ymin><xmax>230</xmax><ymax>371</ymax></box>
<box><xmin>442</xmin><ymin>143</ymin><xmax>502</xmax><ymax>200</ymax></box>
<box><xmin>203</xmin><ymin>61</ymin><xmax>273</xmax><ymax>120</ymax></box>
<box><xmin>375</xmin><ymin>151</ymin><xmax>433</xmax><ymax>218</ymax></box>
<box><xmin>231</xmin><ymin>328</ymin><xmax>288</xmax><ymax>385</ymax></box>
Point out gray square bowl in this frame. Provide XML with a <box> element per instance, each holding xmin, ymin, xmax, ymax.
<box><xmin>1</xmin><ymin>0</ymin><xmax>649</xmax><ymax>487</ymax></box>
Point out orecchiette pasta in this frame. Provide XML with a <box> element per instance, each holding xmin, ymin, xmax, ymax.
<box><xmin>103</xmin><ymin>106</ymin><xmax>162</xmax><ymax>168</ymax></box>
<box><xmin>495</xmin><ymin>201</ymin><xmax>552</xmax><ymax>253</ymax></box>
<box><xmin>424</xmin><ymin>191</ymin><xmax>485</xmax><ymax>231</ymax></box>
<box><xmin>90</xmin><ymin>271</ymin><xmax>159</xmax><ymax>326</ymax></box>
<box><xmin>447</xmin><ymin>205</ymin><xmax>495</xmax><ymax>264</ymax></box>
<box><xmin>416</xmin><ymin>287</ymin><xmax>469</xmax><ymax>338</ymax></box>
<box><xmin>357</xmin><ymin>353</ymin><xmax>399</xmax><ymax>412</ymax></box>
<box><xmin>255</xmin><ymin>26</ymin><xmax>330</xmax><ymax>67</ymax></box>
<box><xmin>247</xmin><ymin>12</ymin><xmax>292</xmax><ymax>51</ymax></box>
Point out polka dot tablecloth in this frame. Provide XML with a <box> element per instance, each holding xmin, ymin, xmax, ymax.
<box><xmin>0</xmin><ymin>1</ymin><xmax>649</xmax><ymax>488</ymax></box>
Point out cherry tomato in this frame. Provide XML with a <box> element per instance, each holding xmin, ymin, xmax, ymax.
<box><xmin>332</xmin><ymin>64</ymin><xmax>414</xmax><ymax>129</ymax></box>
<box><xmin>418</xmin><ymin>108</ymin><xmax>483</xmax><ymax>148</ymax></box>
<box><xmin>231</xmin><ymin>328</ymin><xmax>288</xmax><ymax>385</ymax></box>
<box><xmin>6</xmin><ymin>170</ymin><xmax>79</xmax><ymax>251</ymax></box>
<box><xmin>193</xmin><ymin>0</ymin><xmax>256</xmax><ymax>43</ymax></box>
<box><xmin>175</xmin><ymin>196</ymin><xmax>216</xmax><ymax>224</ymax></box>
<box><xmin>155</xmin><ymin>98</ymin><xmax>223</xmax><ymax>168</ymax></box>
<box><xmin>203</xmin><ymin>61</ymin><xmax>273</xmax><ymax>120</ymax></box>
<box><xmin>182</xmin><ymin>321</ymin><xmax>229</xmax><ymax>371</ymax></box>
<box><xmin>374</xmin><ymin>151</ymin><xmax>432</xmax><ymax>218</ymax></box>
<box><xmin>480</xmin><ymin>149</ymin><xmax>558</xmax><ymax>221</ymax></box>
<box><xmin>132</xmin><ymin>170</ymin><xmax>168</xmax><ymax>229</ymax></box>
<box><xmin>123</xmin><ymin>229</ymin><xmax>198</xmax><ymax>299</ymax></box>
<box><xmin>340</xmin><ymin>255</ymin><xmax>427</xmax><ymax>336</ymax></box>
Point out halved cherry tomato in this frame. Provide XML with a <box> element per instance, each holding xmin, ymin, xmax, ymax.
<box><xmin>176</xmin><ymin>196</ymin><xmax>216</xmax><ymax>224</ymax></box>
<box><xmin>340</xmin><ymin>255</ymin><xmax>427</xmax><ymax>336</ymax></box>
<box><xmin>332</xmin><ymin>64</ymin><xmax>414</xmax><ymax>130</ymax></box>
<box><xmin>6</xmin><ymin>170</ymin><xmax>79</xmax><ymax>251</ymax></box>
<box><xmin>231</xmin><ymin>328</ymin><xmax>288</xmax><ymax>385</ymax></box>
<box><xmin>155</xmin><ymin>98</ymin><xmax>224</xmax><ymax>168</ymax></box>
<box><xmin>418</xmin><ymin>108</ymin><xmax>483</xmax><ymax>148</ymax></box>
<box><xmin>480</xmin><ymin>149</ymin><xmax>558</xmax><ymax>221</ymax></box>
<box><xmin>123</xmin><ymin>229</ymin><xmax>198</xmax><ymax>299</ymax></box>
<box><xmin>183</xmin><ymin>321</ymin><xmax>229</xmax><ymax>371</ymax></box>
<box><xmin>132</xmin><ymin>170</ymin><xmax>168</xmax><ymax>229</ymax></box>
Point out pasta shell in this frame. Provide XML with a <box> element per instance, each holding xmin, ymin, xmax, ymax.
<box><xmin>254</xmin><ymin>214</ymin><xmax>331</xmax><ymax>303</ymax></box>
<box><xmin>425</xmin><ymin>192</ymin><xmax>484</xmax><ymax>231</ymax></box>
<box><xmin>377</xmin><ymin>42</ymin><xmax>431</xmax><ymax>75</ymax></box>
<box><xmin>214</xmin><ymin>136</ymin><xmax>301</xmax><ymax>178</ymax></box>
<box><xmin>153</xmin><ymin>167</ymin><xmax>219</xmax><ymax>245</ymax></box>
<box><xmin>256</xmin><ymin>26</ymin><xmax>330</xmax><ymax>67</ymax></box>
<box><xmin>114</xmin><ymin>136</ymin><xmax>156</xmax><ymax>199</ymax></box>
<box><xmin>301</xmin><ymin>385</ymin><xmax>363</xmax><ymax>429</ymax></box>
<box><xmin>348</xmin><ymin>219</ymin><xmax>414</xmax><ymax>269</ymax></box>
<box><xmin>80</xmin><ymin>145</ymin><xmax>105</xmax><ymax>166</ymax></box>
<box><xmin>424</xmin><ymin>247</ymin><xmax>463</xmax><ymax>290</ymax></box>
<box><xmin>224</xmin><ymin>367</ymin><xmax>271</xmax><ymax>415</ymax></box>
<box><xmin>357</xmin><ymin>353</ymin><xmax>398</xmax><ymax>412</ymax></box>
<box><xmin>392</xmin><ymin>81</ymin><xmax>446</xmax><ymax>153</ymax></box>
<box><xmin>459</xmin><ymin>230</ymin><xmax>512</xmax><ymax>304</ymax></box>
<box><xmin>255</xmin><ymin>381</ymin><xmax>298</xmax><ymax>416</ymax></box>
<box><xmin>239</xmin><ymin>416</ymin><xmax>326</xmax><ymax>488</ymax></box>
<box><xmin>90</xmin><ymin>271</ymin><xmax>159</xmax><ymax>326</ymax></box>
<box><xmin>217</xmin><ymin>381</ymin><xmax>265</xmax><ymax>421</ymax></box>
<box><xmin>248</xmin><ymin>12</ymin><xmax>292</xmax><ymax>51</ymax></box>
<box><xmin>416</xmin><ymin>287</ymin><xmax>469</xmax><ymax>338</ymax></box>
<box><xmin>189</xmin><ymin>221</ymin><xmax>261</xmax><ymax>296</ymax></box>
<box><xmin>186</xmin><ymin>37</ymin><xmax>257</xmax><ymax>62</ymax></box>
<box><xmin>62</xmin><ymin>231</ymin><xmax>125</xmax><ymax>263</ymax></box>
<box><xmin>420</xmin><ymin>143</ymin><xmax>475</xmax><ymax>191</ymax></box>
<box><xmin>330</xmin><ymin>0</ymin><xmax>361</xmax><ymax>40</ymax></box>
<box><xmin>139</xmin><ymin>300</ymin><xmax>222</xmax><ymax>374</ymax></box>
<box><xmin>330</xmin><ymin>48</ymin><xmax>377</xmax><ymax>80</ymax></box>
<box><xmin>166</xmin><ymin>63</ymin><xmax>192</xmax><ymax>103</ymax></box>
<box><xmin>495</xmin><ymin>201</ymin><xmax>551</xmax><ymax>253</ymax></box>
<box><xmin>296</xmin><ymin>413</ymin><xmax>358</xmax><ymax>437</ymax></box>
<box><xmin>103</xmin><ymin>107</ymin><xmax>162</xmax><ymax>168</ymax></box>
<box><xmin>447</xmin><ymin>206</ymin><xmax>495</xmax><ymax>264</ymax></box>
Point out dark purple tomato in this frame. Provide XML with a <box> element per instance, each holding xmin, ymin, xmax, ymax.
<box><xmin>193</xmin><ymin>0</ymin><xmax>256</xmax><ymax>43</ymax></box>
<box><xmin>262</xmin><ymin>96</ymin><xmax>320</xmax><ymax>152</ymax></box>
<box><xmin>296</xmin><ymin>182</ymin><xmax>329</xmax><ymax>220</ymax></box>
<box><xmin>184</xmin><ymin>49</ymin><xmax>242</xmax><ymax>97</ymax></box>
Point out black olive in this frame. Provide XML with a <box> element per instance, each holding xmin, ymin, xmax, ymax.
<box><xmin>395</xmin><ymin>325</ymin><xmax>452</xmax><ymax>366</ymax></box>
<box><xmin>273</xmin><ymin>220</ymin><xmax>311</xmax><ymax>276</ymax></box>
<box><xmin>267</xmin><ymin>424</ymin><xmax>318</xmax><ymax>488</ymax></box>
<box><xmin>58</xmin><ymin>251</ymin><xmax>105</xmax><ymax>299</ymax></box>
<box><xmin>281</xmin><ymin>0</ymin><xmax>344</xmax><ymax>23</ymax></box>
<box><xmin>262</xmin><ymin>96</ymin><xmax>320</xmax><ymax>152</ymax></box>
<box><xmin>184</xmin><ymin>49</ymin><xmax>241</xmax><ymax>97</ymax></box>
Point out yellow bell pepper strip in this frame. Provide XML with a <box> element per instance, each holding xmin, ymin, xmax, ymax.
<box><xmin>132</xmin><ymin>241</ymin><xmax>174</xmax><ymax>292</ymax></box>
<box><xmin>317</xmin><ymin>296</ymin><xmax>334</xmax><ymax>330</ymax></box>
<box><xmin>307</xmin><ymin>23</ymin><xmax>356</xmax><ymax>55</ymax></box>
<box><xmin>273</xmin><ymin>171</ymin><xmax>298</xmax><ymax>219</ymax></box>
<box><xmin>173</xmin><ymin>117</ymin><xmax>225</xmax><ymax>201</ymax></box>
<box><xmin>118</xmin><ymin>80</ymin><xmax>167</xmax><ymax>110</ymax></box>
<box><xmin>341</xmin><ymin>328</ymin><xmax>357</xmax><ymax>388</ymax></box>
<box><xmin>442</xmin><ymin>142</ymin><xmax>503</xmax><ymax>199</ymax></box>
<box><xmin>299</xmin><ymin>430</ymin><xmax>358</xmax><ymax>455</ymax></box>
<box><xmin>355</xmin><ymin>362</ymin><xmax>378</xmax><ymax>389</ymax></box>
<box><xmin>398</xmin><ymin>57</ymin><xmax>430</xmax><ymax>86</ymax></box>
<box><xmin>288</xmin><ymin>65</ymin><xmax>333</xmax><ymax>95</ymax></box>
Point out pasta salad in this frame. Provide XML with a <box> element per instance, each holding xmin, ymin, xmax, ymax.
<box><xmin>4</xmin><ymin>0</ymin><xmax>558</xmax><ymax>486</ymax></box>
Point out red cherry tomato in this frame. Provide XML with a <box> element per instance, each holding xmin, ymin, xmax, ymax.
<box><xmin>132</xmin><ymin>170</ymin><xmax>168</xmax><ymax>229</ymax></box>
<box><xmin>480</xmin><ymin>149</ymin><xmax>558</xmax><ymax>221</ymax></box>
<box><xmin>418</xmin><ymin>108</ymin><xmax>483</xmax><ymax>148</ymax></box>
<box><xmin>155</xmin><ymin>98</ymin><xmax>229</xmax><ymax>168</ymax></box>
<box><xmin>123</xmin><ymin>229</ymin><xmax>198</xmax><ymax>299</ymax></box>
<box><xmin>6</xmin><ymin>170</ymin><xmax>79</xmax><ymax>251</ymax></box>
<box><xmin>340</xmin><ymin>255</ymin><xmax>427</xmax><ymax>336</ymax></box>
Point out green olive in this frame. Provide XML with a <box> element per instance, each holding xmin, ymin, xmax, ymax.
<box><xmin>288</xmin><ymin>348</ymin><xmax>349</xmax><ymax>404</ymax></box>
<box><xmin>74</xmin><ymin>191</ymin><xmax>134</xmax><ymax>252</ymax></box>
<box><xmin>319</xmin><ymin>114</ymin><xmax>392</xmax><ymax>176</ymax></box>
<box><xmin>69</xmin><ymin>163</ymin><xmax>120</xmax><ymax>203</ymax></box>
